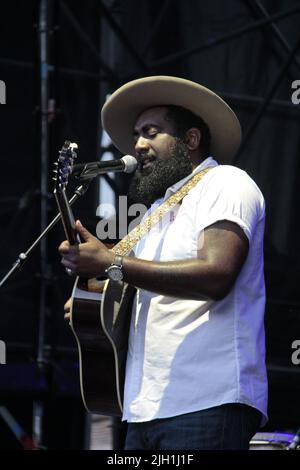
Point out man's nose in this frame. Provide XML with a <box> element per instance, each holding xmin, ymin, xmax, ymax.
<box><xmin>134</xmin><ymin>135</ymin><xmax>150</xmax><ymax>153</ymax></box>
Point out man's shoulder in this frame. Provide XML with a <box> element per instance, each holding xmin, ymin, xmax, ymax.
<box><xmin>193</xmin><ymin>164</ymin><xmax>265</xmax><ymax>218</ymax></box>
<box><xmin>206</xmin><ymin>164</ymin><xmax>263</xmax><ymax>196</ymax></box>
<box><xmin>210</xmin><ymin>164</ymin><xmax>250</xmax><ymax>179</ymax></box>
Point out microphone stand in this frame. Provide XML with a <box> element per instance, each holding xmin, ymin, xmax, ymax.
<box><xmin>0</xmin><ymin>182</ymin><xmax>91</xmax><ymax>289</ymax></box>
<box><xmin>0</xmin><ymin>178</ymin><xmax>92</xmax><ymax>449</ymax></box>
<box><xmin>0</xmin><ymin>155</ymin><xmax>124</xmax><ymax>447</ymax></box>
<box><xmin>0</xmin><ymin>153</ymin><xmax>128</xmax><ymax>287</ymax></box>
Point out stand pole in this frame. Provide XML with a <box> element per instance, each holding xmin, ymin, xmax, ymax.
<box><xmin>32</xmin><ymin>0</ymin><xmax>50</xmax><ymax>448</ymax></box>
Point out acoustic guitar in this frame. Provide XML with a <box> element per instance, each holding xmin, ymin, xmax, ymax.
<box><xmin>53</xmin><ymin>141</ymin><xmax>136</xmax><ymax>416</ymax></box>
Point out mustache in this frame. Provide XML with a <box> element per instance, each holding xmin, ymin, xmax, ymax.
<box><xmin>137</xmin><ymin>152</ymin><xmax>156</xmax><ymax>161</ymax></box>
<box><xmin>136</xmin><ymin>152</ymin><xmax>156</xmax><ymax>171</ymax></box>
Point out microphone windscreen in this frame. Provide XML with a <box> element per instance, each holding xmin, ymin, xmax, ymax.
<box><xmin>122</xmin><ymin>155</ymin><xmax>138</xmax><ymax>173</ymax></box>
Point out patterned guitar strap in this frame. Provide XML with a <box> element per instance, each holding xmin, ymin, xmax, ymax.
<box><xmin>112</xmin><ymin>167</ymin><xmax>212</xmax><ymax>257</ymax></box>
<box><xmin>86</xmin><ymin>167</ymin><xmax>213</xmax><ymax>293</ymax></box>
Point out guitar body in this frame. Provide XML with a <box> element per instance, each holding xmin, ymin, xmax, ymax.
<box><xmin>70</xmin><ymin>277</ymin><xmax>136</xmax><ymax>416</ymax></box>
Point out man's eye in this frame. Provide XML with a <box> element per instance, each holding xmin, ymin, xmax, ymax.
<box><xmin>133</xmin><ymin>128</ymin><xmax>160</xmax><ymax>142</ymax></box>
<box><xmin>147</xmin><ymin>129</ymin><xmax>158</xmax><ymax>137</ymax></box>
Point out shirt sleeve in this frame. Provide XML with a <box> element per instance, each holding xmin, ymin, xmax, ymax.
<box><xmin>194</xmin><ymin>166</ymin><xmax>265</xmax><ymax>242</ymax></box>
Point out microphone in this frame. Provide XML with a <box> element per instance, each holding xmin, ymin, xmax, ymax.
<box><xmin>72</xmin><ymin>155</ymin><xmax>137</xmax><ymax>180</ymax></box>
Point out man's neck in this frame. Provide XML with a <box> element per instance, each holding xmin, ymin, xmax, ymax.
<box><xmin>191</xmin><ymin>154</ymin><xmax>206</xmax><ymax>170</ymax></box>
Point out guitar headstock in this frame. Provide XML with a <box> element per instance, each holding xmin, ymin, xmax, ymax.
<box><xmin>53</xmin><ymin>140</ymin><xmax>78</xmax><ymax>193</ymax></box>
<box><xmin>53</xmin><ymin>140</ymin><xmax>79</xmax><ymax>245</ymax></box>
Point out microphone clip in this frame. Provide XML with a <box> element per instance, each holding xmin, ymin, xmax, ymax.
<box><xmin>72</xmin><ymin>162</ymin><xmax>102</xmax><ymax>181</ymax></box>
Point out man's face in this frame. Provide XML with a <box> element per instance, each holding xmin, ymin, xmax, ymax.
<box><xmin>128</xmin><ymin>106</ymin><xmax>193</xmax><ymax>207</ymax></box>
<box><xmin>133</xmin><ymin>106</ymin><xmax>178</xmax><ymax>171</ymax></box>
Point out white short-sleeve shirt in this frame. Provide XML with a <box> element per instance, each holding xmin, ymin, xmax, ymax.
<box><xmin>123</xmin><ymin>157</ymin><xmax>268</xmax><ymax>425</ymax></box>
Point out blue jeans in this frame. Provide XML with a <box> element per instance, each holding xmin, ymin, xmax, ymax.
<box><xmin>124</xmin><ymin>403</ymin><xmax>261</xmax><ymax>450</ymax></box>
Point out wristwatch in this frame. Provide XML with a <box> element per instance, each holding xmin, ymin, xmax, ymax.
<box><xmin>105</xmin><ymin>255</ymin><xmax>124</xmax><ymax>282</ymax></box>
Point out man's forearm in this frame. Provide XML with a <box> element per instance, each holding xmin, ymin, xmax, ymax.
<box><xmin>121</xmin><ymin>256</ymin><xmax>229</xmax><ymax>301</ymax></box>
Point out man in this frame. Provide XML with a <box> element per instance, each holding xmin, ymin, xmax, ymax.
<box><xmin>59</xmin><ymin>76</ymin><xmax>268</xmax><ymax>450</ymax></box>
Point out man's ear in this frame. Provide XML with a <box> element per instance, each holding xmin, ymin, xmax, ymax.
<box><xmin>184</xmin><ymin>128</ymin><xmax>201</xmax><ymax>151</ymax></box>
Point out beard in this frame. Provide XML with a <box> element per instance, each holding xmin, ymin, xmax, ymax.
<box><xmin>128</xmin><ymin>138</ymin><xmax>193</xmax><ymax>208</ymax></box>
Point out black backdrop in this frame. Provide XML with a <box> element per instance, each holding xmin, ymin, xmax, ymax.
<box><xmin>0</xmin><ymin>0</ymin><xmax>300</xmax><ymax>449</ymax></box>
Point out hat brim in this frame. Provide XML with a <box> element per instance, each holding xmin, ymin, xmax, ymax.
<box><xmin>101</xmin><ymin>76</ymin><xmax>241</xmax><ymax>164</ymax></box>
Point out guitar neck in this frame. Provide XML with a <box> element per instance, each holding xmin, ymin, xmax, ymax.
<box><xmin>55</xmin><ymin>188</ymin><xmax>78</xmax><ymax>245</ymax></box>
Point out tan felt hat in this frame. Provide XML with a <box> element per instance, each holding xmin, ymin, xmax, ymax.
<box><xmin>101</xmin><ymin>76</ymin><xmax>242</xmax><ymax>163</ymax></box>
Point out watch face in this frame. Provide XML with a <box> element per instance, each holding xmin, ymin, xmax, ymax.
<box><xmin>107</xmin><ymin>266</ymin><xmax>123</xmax><ymax>282</ymax></box>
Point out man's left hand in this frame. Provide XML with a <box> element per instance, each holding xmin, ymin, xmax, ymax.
<box><xmin>58</xmin><ymin>220</ymin><xmax>114</xmax><ymax>278</ymax></box>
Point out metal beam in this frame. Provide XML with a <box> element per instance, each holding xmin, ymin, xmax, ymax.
<box><xmin>98</xmin><ymin>0</ymin><xmax>149</xmax><ymax>74</ymax></box>
<box><xmin>101</xmin><ymin>173</ymin><xmax>121</xmax><ymax>195</ymax></box>
<box><xmin>0</xmin><ymin>57</ymin><xmax>111</xmax><ymax>81</ymax></box>
<box><xmin>150</xmin><ymin>5</ymin><xmax>300</xmax><ymax>68</ymax></box>
<box><xmin>233</xmin><ymin>33</ymin><xmax>300</xmax><ymax>163</ymax></box>
<box><xmin>245</xmin><ymin>0</ymin><xmax>300</xmax><ymax>76</ymax></box>
<box><xmin>218</xmin><ymin>91</ymin><xmax>300</xmax><ymax>115</ymax></box>
<box><xmin>60</xmin><ymin>0</ymin><xmax>119</xmax><ymax>85</ymax></box>
<box><xmin>142</xmin><ymin>0</ymin><xmax>172</xmax><ymax>57</ymax></box>
<box><xmin>34</xmin><ymin>0</ymin><xmax>50</xmax><ymax>449</ymax></box>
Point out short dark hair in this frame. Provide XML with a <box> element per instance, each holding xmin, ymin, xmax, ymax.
<box><xmin>165</xmin><ymin>105</ymin><xmax>211</xmax><ymax>157</ymax></box>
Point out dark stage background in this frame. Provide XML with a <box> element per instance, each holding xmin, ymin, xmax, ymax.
<box><xmin>0</xmin><ymin>0</ymin><xmax>300</xmax><ymax>449</ymax></box>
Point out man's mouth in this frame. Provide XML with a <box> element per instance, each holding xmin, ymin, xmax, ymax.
<box><xmin>139</xmin><ymin>155</ymin><xmax>156</xmax><ymax>170</ymax></box>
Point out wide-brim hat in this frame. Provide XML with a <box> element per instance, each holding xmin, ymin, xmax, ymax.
<box><xmin>101</xmin><ymin>76</ymin><xmax>242</xmax><ymax>163</ymax></box>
